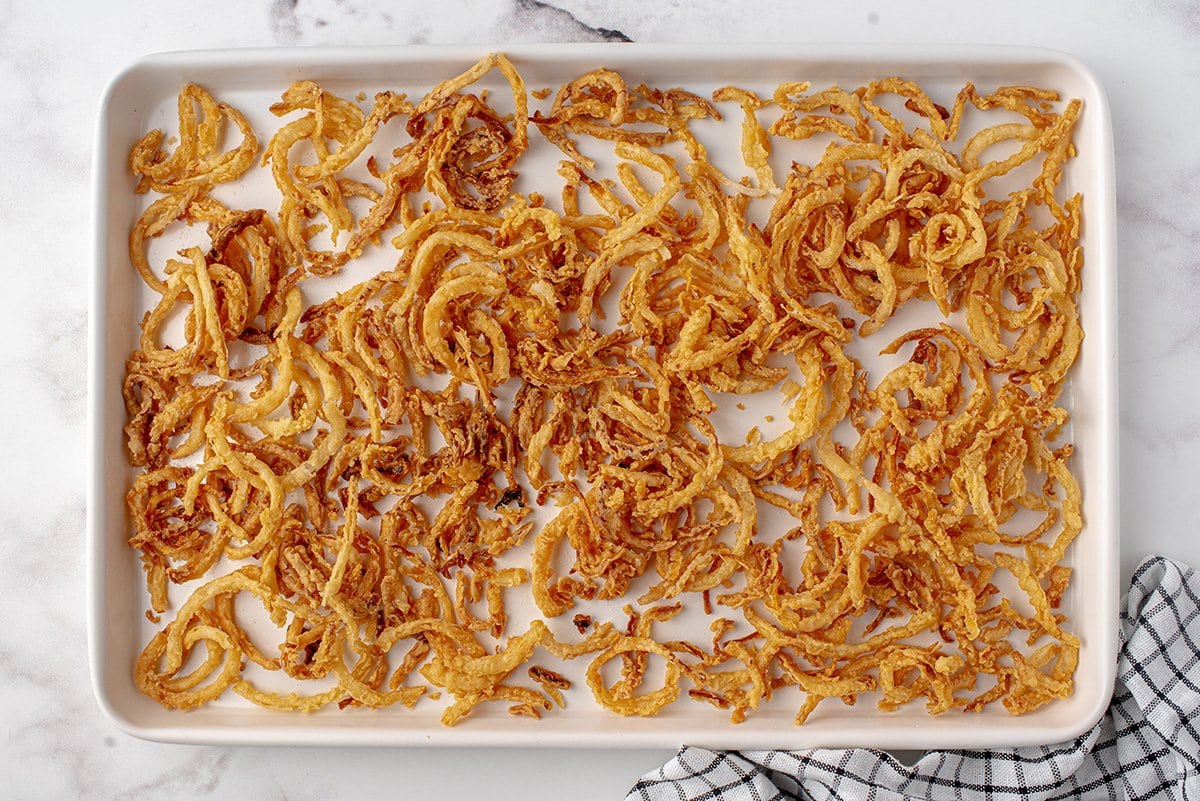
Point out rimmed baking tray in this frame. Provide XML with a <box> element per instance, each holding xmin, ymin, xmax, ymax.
<box><xmin>88</xmin><ymin>43</ymin><xmax>1118</xmax><ymax>748</ymax></box>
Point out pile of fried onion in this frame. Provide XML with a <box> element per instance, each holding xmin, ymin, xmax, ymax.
<box><xmin>124</xmin><ymin>53</ymin><xmax>1084</xmax><ymax>725</ymax></box>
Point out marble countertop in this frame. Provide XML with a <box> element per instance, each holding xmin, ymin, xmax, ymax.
<box><xmin>3</xmin><ymin>0</ymin><xmax>1197</xmax><ymax>797</ymax></box>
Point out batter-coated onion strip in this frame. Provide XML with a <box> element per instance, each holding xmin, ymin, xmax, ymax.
<box><xmin>131</xmin><ymin>84</ymin><xmax>258</xmax><ymax>194</ymax></box>
<box><xmin>413</xmin><ymin>53</ymin><xmax>529</xmax><ymax>153</ymax></box>
<box><xmin>724</xmin><ymin>343</ymin><xmax>828</xmax><ymax>465</ymax></box>
<box><xmin>586</xmin><ymin>637</ymin><xmax>684</xmax><ymax>716</ymax></box>
<box><xmin>281</xmin><ymin>341</ymin><xmax>348</xmax><ymax>490</ymax></box>
<box><xmin>136</xmin><ymin>624</ymin><xmax>243</xmax><ymax>710</ymax></box>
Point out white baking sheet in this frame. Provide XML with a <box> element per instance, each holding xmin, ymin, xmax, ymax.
<box><xmin>88</xmin><ymin>43</ymin><xmax>1118</xmax><ymax>748</ymax></box>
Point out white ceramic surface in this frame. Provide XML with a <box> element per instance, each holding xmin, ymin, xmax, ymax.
<box><xmin>5</xmin><ymin>0</ymin><xmax>1199</xmax><ymax>798</ymax></box>
<box><xmin>90</xmin><ymin>43</ymin><xmax>1118</xmax><ymax>751</ymax></box>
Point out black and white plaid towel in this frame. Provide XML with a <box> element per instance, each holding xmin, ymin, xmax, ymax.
<box><xmin>627</xmin><ymin>556</ymin><xmax>1200</xmax><ymax>801</ymax></box>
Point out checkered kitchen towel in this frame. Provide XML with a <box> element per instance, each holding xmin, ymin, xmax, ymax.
<box><xmin>627</xmin><ymin>556</ymin><xmax>1200</xmax><ymax>801</ymax></box>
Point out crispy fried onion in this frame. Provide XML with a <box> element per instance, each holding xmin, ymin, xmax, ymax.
<box><xmin>125</xmin><ymin>58</ymin><xmax>1086</xmax><ymax>724</ymax></box>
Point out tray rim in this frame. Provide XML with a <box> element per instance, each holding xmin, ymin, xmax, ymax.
<box><xmin>87</xmin><ymin>41</ymin><xmax>1119</xmax><ymax>748</ymax></box>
